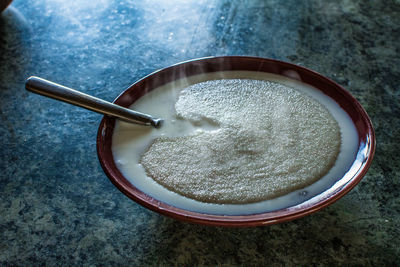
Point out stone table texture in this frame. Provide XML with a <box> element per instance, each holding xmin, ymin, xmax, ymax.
<box><xmin>0</xmin><ymin>0</ymin><xmax>399</xmax><ymax>265</ymax></box>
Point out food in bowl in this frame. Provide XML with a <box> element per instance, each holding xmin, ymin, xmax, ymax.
<box><xmin>97</xmin><ymin>56</ymin><xmax>374</xmax><ymax>226</ymax></box>
<box><xmin>111</xmin><ymin>71</ymin><xmax>358</xmax><ymax>215</ymax></box>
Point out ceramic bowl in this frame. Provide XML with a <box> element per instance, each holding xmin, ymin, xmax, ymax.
<box><xmin>0</xmin><ymin>0</ymin><xmax>12</xmax><ymax>12</ymax></box>
<box><xmin>97</xmin><ymin>56</ymin><xmax>375</xmax><ymax>227</ymax></box>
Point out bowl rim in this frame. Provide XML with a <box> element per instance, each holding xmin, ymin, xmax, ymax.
<box><xmin>0</xmin><ymin>0</ymin><xmax>12</xmax><ymax>12</ymax></box>
<box><xmin>96</xmin><ymin>56</ymin><xmax>376</xmax><ymax>227</ymax></box>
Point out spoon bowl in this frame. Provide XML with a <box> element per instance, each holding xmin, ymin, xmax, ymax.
<box><xmin>97</xmin><ymin>56</ymin><xmax>375</xmax><ymax>227</ymax></box>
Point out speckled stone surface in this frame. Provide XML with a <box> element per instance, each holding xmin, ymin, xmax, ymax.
<box><xmin>0</xmin><ymin>0</ymin><xmax>399</xmax><ymax>265</ymax></box>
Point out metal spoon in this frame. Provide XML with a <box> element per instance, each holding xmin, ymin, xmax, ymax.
<box><xmin>25</xmin><ymin>76</ymin><xmax>163</xmax><ymax>128</ymax></box>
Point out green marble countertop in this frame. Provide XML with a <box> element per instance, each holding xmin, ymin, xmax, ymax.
<box><xmin>0</xmin><ymin>0</ymin><xmax>399</xmax><ymax>265</ymax></box>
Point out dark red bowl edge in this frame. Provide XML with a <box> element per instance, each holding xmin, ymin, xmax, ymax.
<box><xmin>96</xmin><ymin>56</ymin><xmax>376</xmax><ymax>227</ymax></box>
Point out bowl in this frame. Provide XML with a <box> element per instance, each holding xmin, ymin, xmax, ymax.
<box><xmin>96</xmin><ymin>56</ymin><xmax>375</xmax><ymax>227</ymax></box>
<box><xmin>0</xmin><ymin>0</ymin><xmax>12</xmax><ymax>12</ymax></box>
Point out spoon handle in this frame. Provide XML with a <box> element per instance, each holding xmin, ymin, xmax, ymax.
<box><xmin>25</xmin><ymin>76</ymin><xmax>163</xmax><ymax>128</ymax></box>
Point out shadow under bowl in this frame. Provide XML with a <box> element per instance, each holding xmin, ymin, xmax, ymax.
<box><xmin>96</xmin><ymin>56</ymin><xmax>375</xmax><ymax>227</ymax></box>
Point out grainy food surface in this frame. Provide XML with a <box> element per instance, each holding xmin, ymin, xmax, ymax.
<box><xmin>141</xmin><ymin>79</ymin><xmax>341</xmax><ymax>204</ymax></box>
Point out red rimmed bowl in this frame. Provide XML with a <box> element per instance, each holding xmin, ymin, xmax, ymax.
<box><xmin>0</xmin><ymin>0</ymin><xmax>12</xmax><ymax>12</ymax></box>
<box><xmin>97</xmin><ymin>56</ymin><xmax>375</xmax><ymax>227</ymax></box>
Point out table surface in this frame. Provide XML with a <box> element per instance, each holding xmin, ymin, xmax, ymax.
<box><xmin>1</xmin><ymin>0</ymin><xmax>399</xmax><ymax>265</ymax></box>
